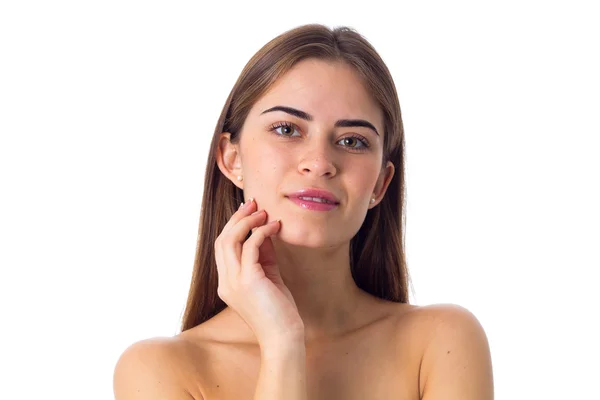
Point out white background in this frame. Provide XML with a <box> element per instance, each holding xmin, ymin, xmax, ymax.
<box><xmin>1</xmin><ymin>1</ymin><xmax>598</xmax><ymax>399</ymax></box>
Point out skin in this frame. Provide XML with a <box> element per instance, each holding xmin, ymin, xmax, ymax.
<box><xmin>113</xmin><ymin>58</ymin><xmax>494</xmax><ymax>400</ymax></box>
<box><xmin>216</xmin><ymin>58</ymin><xmax>395</xmax><ymax>344</ymax></box>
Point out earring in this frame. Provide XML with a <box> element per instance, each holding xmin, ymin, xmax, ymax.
<box><xmin>370</xmin><ymin>198</ymin><xmax>375</xmax><ymax>204</ymax></box>
<box><xmin>237</xmin><ymin>175</ymin><xmax>243</xmax><ymax>181</ymax></box>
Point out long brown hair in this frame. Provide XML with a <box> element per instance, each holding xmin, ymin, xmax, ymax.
<box><xmin>180</xmin><ymin>24</ymin><xmax>411</xmax><ymax>333</ymax></box>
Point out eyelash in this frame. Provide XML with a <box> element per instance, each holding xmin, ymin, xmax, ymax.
<box><xmin>268</xmin><ymin>121</ymin><xmax>371</xmax><ymax>151</ymax></box>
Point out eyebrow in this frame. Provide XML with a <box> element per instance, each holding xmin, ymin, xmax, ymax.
<box><xmin>260</xmin><ymin>105</ymin><xmax>380</xmax><ymax>136</ymax></box>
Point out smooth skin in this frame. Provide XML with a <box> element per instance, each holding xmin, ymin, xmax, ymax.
<box><xmin>113</xmin><ymin>58</ymin><xmax>494</xmax><ymax>399</ymax></box>
<box><xmin>214</xmin><ymin>58</ymin><xmax>396</xmax><ymax>344</ymax></box>
<box><xmin>214</xmin><ymin>198</ymin><xmax>303</xmax><ymax>348</ymax></box>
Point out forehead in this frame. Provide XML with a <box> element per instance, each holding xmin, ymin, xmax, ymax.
<box><xmin>251</xmin><ymin>59</ymin><xmax>383</xmax><ymax>130</ymax></box>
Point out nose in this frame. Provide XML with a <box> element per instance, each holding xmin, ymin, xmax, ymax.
<box><xmin>297</xmin><ymin>145</ymin><xmax>337</xmax><ymax>178</ymax></box>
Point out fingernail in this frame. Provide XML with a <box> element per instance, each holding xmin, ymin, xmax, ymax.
<box><xmin>251</xmin><ymin>209</ymin><xmax>264</xmax><ymax>215</ymax></box>
<box><xmin>241</xmin><ymin>197</ymin><xmax>254</xmax><ymax>210</ymax></box>
<box><xmin>239</xmin><ymin>202</ymin><xmax>244</xmax><ymax>209</ymax></box>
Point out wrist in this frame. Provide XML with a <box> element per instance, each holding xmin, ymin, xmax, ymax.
<box><xmin>259</xmin><ymin>337</ymin><xmax>306</xmax><ymax>361</ymax></box>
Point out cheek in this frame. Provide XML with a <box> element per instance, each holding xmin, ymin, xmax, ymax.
<box><xmin>347</xmin><ymin>162</ymin><xmax>380</xmax><ymax>192</ymax></box>
<box><xmin>247</xmin><ymin>144</ymin><xmax>291</xmax><ymax>182</ymax></box>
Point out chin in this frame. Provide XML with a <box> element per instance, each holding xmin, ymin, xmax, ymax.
<box><xmin>273</xmin><ymin>222</ymin><xmax>344</xmax><ymax>248</ymax></box>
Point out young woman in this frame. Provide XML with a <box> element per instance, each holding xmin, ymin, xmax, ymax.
<box><xmin>114</xmin><ymin>24</ymin><xmax>494</xmax><ymax>400</ymax></box>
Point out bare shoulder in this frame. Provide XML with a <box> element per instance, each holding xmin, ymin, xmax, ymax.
<box><xmin>397</xmin><ymin>303</ymin><xmax>485</xmax><ymax>328</ymax></box>
<box><xmin>410</xmin><ymin>303</ymin><xmax>494</xmax><ymax>400</ymax></box>
<box><xmin>113</xmin><ymin>336</ymin><xmax>201</xmax><ymax>400</ymax></box>
<box><xmin>393</xmin><ymin>303</ymin><xmax>489</xmax><ymax>341</ymax></box>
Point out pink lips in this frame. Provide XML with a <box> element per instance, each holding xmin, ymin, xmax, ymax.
<box><xmin>286</xmin><ymin>188</ymin><xmax>339</xmax><ymax>211</ymax></box>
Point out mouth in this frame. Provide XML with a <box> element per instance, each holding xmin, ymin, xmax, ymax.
<box><xmin>285</xmin><ymin>196</ymin><xmax>339</xmax><ymax>211</ymax></box>
<box><xmin>285</xmin><ymin>187</ymin><xmax>340</xmax><ymax>211</ymax></box>
<box><xmin>294</xmin><ymin>196</ymin><xmax>337</xmax><ymax>204</ymax></box>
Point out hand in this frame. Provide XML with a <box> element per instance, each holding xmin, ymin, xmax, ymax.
<box><xmin>214</xmin><ymin>197</ymin><xmax>304</xmax><ymax>346</ymax></box>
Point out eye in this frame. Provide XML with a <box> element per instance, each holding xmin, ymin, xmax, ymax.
<box><xmin>337</xmin><ymin>135</ymin><xmax>370</xmax><ymax>151</ymax></box>
<box><xmin>268</xmin><ymin>121</ymin><xmax>301</xmax><ymax>137</ymax></box>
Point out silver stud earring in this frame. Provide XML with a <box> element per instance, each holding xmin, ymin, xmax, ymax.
<box><xmin>370</xmin><ymin>198</ymin><xmax>375</xmax><ymax>204</ymax></box>
<box><xmin>237</xmin><ymin>175</ymin><xmax>243</xmax><ymax>181</ymax></box>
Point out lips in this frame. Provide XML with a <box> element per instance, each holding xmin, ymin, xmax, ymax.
<box><xmin>286</xmin><ymin>188</ymin><xmax>340</xmax><ymax>204</ymax></box>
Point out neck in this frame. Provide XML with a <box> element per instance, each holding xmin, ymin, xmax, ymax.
<box><xmin>268</xmin><ymin>238</ymin><xmax>371</xmax><ymax>343</ymax></box>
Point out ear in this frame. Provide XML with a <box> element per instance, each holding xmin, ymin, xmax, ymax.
<box><xmin>216</xmin><ymin>132</ymin><xmax>243</xmax><ymax>190</ymax></box>
<box><xmin>369</xmin><ymin>160</ymin><xmax>395</xmax><ymax>208</ymax></box>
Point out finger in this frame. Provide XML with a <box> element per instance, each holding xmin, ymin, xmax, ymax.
<box><xmin>221</xmin><ymin>210</ymin><xmax>269</xmax><ymax>279</ymax></box>
<box><xmin>221</xmin><ymin>197</ymin><xmax>258</xmax><ymax>236</ymax></box>
<box><xmin>215</xmin><ymin>198</ymin><xmax>258</xmax><ymax>283</ymax></box>
<box><xmin>214</xmin><ymin>235</ymin><xmax>228</xmax><ymax>287</ymax></box>
<box><xmin>240</xmin><ymin>219</ymin><xmax>280</xmax><ymax>275</ymax></box>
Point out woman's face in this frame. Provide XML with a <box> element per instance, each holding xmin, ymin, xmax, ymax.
<box><xmin>230</xmin><ymin>58</ymin><xmax>394</xmax><ymax>247</ymax></box>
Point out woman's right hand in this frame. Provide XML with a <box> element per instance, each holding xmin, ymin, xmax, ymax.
<box><xmin>214</xmin><ymin>197</ymin><xmax>305</xmax><ymax>347</ymax></box>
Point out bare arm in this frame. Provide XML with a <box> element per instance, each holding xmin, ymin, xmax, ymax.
<box><xmin>254</xmin><ymin>339</ymin><xmax>308</xmax><ymax>400</ymax></box>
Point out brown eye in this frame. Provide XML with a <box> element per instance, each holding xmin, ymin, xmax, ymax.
<box><xmin>338</xmin><ymin>135</ymin><xmax>369</xmax><ymax>150</ymax></box>
<box><xmin>342</xmin><ymin>138</ymin><xmax>357</xmax><ymax>147</ymax></box>
<box><xmin>269</xmin><ymin>121</ymin><xmax>301</xmax><ymax>137</ymax></box>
